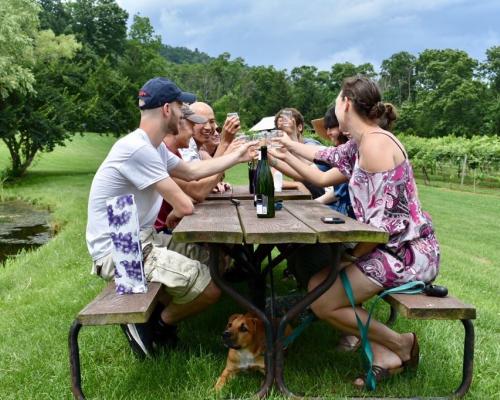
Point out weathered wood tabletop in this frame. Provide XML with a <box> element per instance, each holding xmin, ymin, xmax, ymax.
<box><xmin>206</xmin><ymin>185</ymin><xmax>311</xmax><ymax>201</ymax></box>
<box><xmin>173</xmin><ymin>199</ymin><xmax>388</xmax><ymax>245</ymax></box>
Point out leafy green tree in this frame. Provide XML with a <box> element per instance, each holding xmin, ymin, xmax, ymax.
<box><xmin>329</xmin><ymin>62</ymin><xmax>376</xmax><ymax>96</ymax></box>
<box><xmin>416</xmin><ymin>49</ymin><xmax>477</xmax><ymax>90</ymax></box>
<box><xmin>406</xmin><ymin>49</ymin><xmax>487</xmax><ymax>137</ymax></box>
<box><xmin>289</xmin><ymin>66</ymin><xmax>332</xmax><ymax>124</ymax></box>
<box><xmin>119</xmin><ymin>14</ymin><xmax>168</xmax><ymax>89</ymax></box>
<box><xmin>379</xmin><ymin>51</ymin><xmax>417</xmax><ymax>105</ymax></box>
<box><xmin>80</xmin><ymin>57</ymin><xmax>137</xmax><ymax>135</ymax></box>
<box><xmin>65</xmin><ymin>0</ymin><xmax>128</xmax><ymax>60</ymax></box>
<box><xmin>235</xmin><ymin>66</ymin><xmax>291</xmax><ymax>127</ymax></box>
<box><xmin>0</xmin><ymin>0</ymin><xmax>40</xmax><ymax>99</ymax></box>
<box><xmin>38</xmin><ymin>0</ymin><xmax>71</xmax><ymax>35</ymax></box>
<box><xmin>0</xmin><ymin>29</ymin><xmax>82</xmax><ymax>177</ymax></box>
<box><xmin>160</xmin><ymin>45</ymin><xmax>213</xmax><ymax>64</ymax></box>
<box><xmin>483</xmin><ymin>46</ymin><xmax>500</xmax><ymax>92</ymax></box>
<box><xmin>165</xmin><ymin>53</ymin><xmax>247</xmax><ymax>106</ymax></box>
<box><xmin>482</xmin><ymin>98</ymin><xmax>500</xmax><ymax>135</ymax></box>
<box><xmin>481</xmin><ymin>46</ymin><xmax>500</xmax><ymax>135</ymax></box>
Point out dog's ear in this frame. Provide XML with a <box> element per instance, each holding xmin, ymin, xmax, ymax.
<box><xmin>247</xmin><ymin>317</ymin><xmax>259</xmax><ymax>334</ymax></box>
<box><xmin>227</xmin><ymin>314</ymin><xmax>240</xmax><ymax>324</ymax></box>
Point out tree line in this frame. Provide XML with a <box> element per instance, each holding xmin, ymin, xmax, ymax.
<box><xmin>0</xmin><ymin>0</ymin><xmax>498</xmax><ymax>178</ymax></box>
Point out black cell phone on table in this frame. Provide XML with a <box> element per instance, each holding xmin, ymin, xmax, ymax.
<box><xmin>321</xmin><ymin>216</ymin><xmax>345</xmax><ymax>224</ymax></box>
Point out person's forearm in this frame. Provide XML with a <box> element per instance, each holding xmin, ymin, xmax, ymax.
<box><xmin>315</xmin><ymin>190</ymin><xmax>336</xmax><ymax>205</ymax></box>
<box><xmin>283</xmin><ymin>152</ymin><xmax>331</xmax><ymax>187</ymax></box>
<box><xmin>284</xmin><ymin>152</ymin><xmax>348</xmax><ymax>187</ymax></box>
<box><xmin>174</xmin><ymin>174</ymin><xmax>223</xmax><ymax>203</ymax></box>
<box><xmin>271</xmin><ymin>158</ymin><xmax>305</xmax><ymax>181</ymax></box>
<box><xmin>213</xmin><ymin>140</ymin><xmax>229</xmax><ymax>158</ymax></box>
<box><xmin>173</xmin><ymin>151</ymin><xmax>239</xmax><ymax>181</ymax></box>
<box><xmin>287</xmin><ymin>141</ymin><xmax>324</xmax><ymax>162</ymax></box>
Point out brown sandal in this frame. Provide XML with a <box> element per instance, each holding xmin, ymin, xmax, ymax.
<box><xmin>353</xmin><ymin>364</ymin><xmax>404</xmax><ymax>389</ymax></box>
<box><xmin>402</xmin><ymin>333</ymin><xmax>419</xmax><ymax>370</ymax></box>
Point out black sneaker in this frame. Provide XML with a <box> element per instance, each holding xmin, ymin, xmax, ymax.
<box><xmin>120</xmin><ymin>323</ymin><xmax>154</xmax><ymax>359</ymax></box>
<box><xmin>153</xmin><ymin>322</ymin><xmax>179</xmax><ymax>351</ymax></box>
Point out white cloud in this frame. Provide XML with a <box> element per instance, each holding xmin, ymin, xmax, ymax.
<box><xmin>116</xmin><ymin>0</ymin><xmax>499</xmax><ymax>70</ymax></box>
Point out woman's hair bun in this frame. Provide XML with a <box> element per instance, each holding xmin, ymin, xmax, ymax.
<box><xmin>369</xmin><ymin>101</ymin><xmax>386</xmax><ymax>119</ymax></box>
<box><xmin>383</xmin><ymin>102</ymin><xmax>398</xmax><ymax>123</ymax></box>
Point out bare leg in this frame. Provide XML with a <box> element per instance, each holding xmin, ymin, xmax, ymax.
<box><xmin>308</xmin><ymin>265</ymin><xmax>415</xmax><ymax>366</ymax></box>
<box><xmin>161</xmin><ymin>281</ymin><xmax>221</xmax><ymax>325</ymax></box>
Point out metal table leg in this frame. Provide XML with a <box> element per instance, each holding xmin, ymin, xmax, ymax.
<box><xmin>68</xmin><ymin>320</ymin><xmax>85</xmax><ymax>400</ymax></box>
<box><xmin>208</xmin><ymin>245</ymin><xmax>275</xmax><ymax>398</ymax></box>
<box><xmin>274</xmin><ymin>244</ymin><xmax>341</xmax><ymax>398</ymax></box>
<box><xmin>453</xmin><ymin>319</ymin><xmax>474</xmax><ymax>398</ymax></box>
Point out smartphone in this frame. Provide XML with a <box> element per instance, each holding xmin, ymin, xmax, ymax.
<box><xmin>321</xmin><ymin>216</ymin><xmax>345</xmax><ymax>224</ymax></box>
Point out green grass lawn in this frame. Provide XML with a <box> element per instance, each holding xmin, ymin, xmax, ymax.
<box><xmin>0</xmin><ymin>134</ymin><xmax>499</xmax><ymax>399</ymax></box>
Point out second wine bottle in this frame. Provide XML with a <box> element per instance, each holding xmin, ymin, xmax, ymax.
<box><xmin>254</xmin><ymin>146</ymin><xmax>275</xmax><ymax>218</ymax></box>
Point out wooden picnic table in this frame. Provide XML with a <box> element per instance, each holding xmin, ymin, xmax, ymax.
<box><xmin>205</xmin><ymin>184</ymin><xmax>311</xmax><ymax>201</ymax></box>
<box><xmin>173</xmin><ymin>199</ymin><xmax>387</xmax><ymax>398</ymax></box>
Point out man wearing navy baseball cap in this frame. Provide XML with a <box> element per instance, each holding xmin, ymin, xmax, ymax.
<box><xmin>86</xmin><ymin>77</ymin><xmax>257</xmax><ymax>358</ymax></box>
<box><xmin>138</xmin><ymin>77</ymin><xmax>196</xmax><ymax>110</ymax></box>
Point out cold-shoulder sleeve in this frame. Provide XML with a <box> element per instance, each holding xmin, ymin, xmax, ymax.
<box><xmin>314</xmin><ymin>140</ymin><xmax>358</xmax><ymax>178</ymax></box>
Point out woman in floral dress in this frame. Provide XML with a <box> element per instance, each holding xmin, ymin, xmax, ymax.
<box><xmin>269</xmin><ymin>76</ymin><xmax>440</xmax><ymax>387</ymax></box>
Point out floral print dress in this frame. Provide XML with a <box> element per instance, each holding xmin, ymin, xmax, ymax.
<box><xmin>315</xmin><ymin>139</ymin><xmax>440</xmax><ymax>288</ymax></box>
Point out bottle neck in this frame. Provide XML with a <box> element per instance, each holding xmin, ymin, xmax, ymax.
<box><xmin>260</xmin><ymin>146</ymin><xmax>268</xmax><ymax>160</ymax></box>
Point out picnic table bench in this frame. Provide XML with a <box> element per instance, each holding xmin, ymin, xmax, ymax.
<box><xmin>68</xmin><ymin>281</ymin><xmax>163</xmax><ymax>400</ymax></box>
<box><xmin>383</xmin><ymin>293</ymin><xmax>476</xmax><ymax>398</ymax></box>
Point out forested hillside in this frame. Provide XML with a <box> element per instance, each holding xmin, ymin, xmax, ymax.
<box><xmin>1</xmin><ymin>0</ymin><xmax>498</xmax><ymax>179</ymax></box>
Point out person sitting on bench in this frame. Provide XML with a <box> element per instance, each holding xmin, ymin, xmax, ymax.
<box><xmin>269</xmin><ymin>76</ymin><xmax>440</xmax><ymax>388</ymax></box>
<box><xmin>86</xmin><ymin>77</ymin><xmax>255</xmax><ymax>358</ymax></box>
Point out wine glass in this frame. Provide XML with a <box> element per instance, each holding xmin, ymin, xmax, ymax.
<box><xmin>267</xmin><ymin>130</ymin><xmax>283</xmax><ymax>148</ymax></box>
<box><xmin>280</xmin><ymin>110</ymin><xmax>293</xmax><ymax>128</ymax></box>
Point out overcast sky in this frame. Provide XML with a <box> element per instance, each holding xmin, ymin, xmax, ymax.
<box><xmin>116</xmin><ymin>0</ymin><xmax>499</xmax><ymax>71</ymax></box>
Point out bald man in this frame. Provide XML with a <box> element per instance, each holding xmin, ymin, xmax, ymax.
<box><xmin>180</xmin><ymin>102</ymin><xmax>240</xmax><ymax>162</ymax></box>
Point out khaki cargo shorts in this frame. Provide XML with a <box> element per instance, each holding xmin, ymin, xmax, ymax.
<box><xmin>92</xmin><ymin>228</ymin><xmax>211</xmax><ymax>305</ymax></box>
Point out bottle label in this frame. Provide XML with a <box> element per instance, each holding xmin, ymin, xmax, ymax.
<box><xmin>256</xmin><ymin>194</ymin><xmax>268</xmax><ymax>215</ymax></box>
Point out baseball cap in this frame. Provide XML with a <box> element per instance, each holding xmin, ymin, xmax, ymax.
<box><xmin>138</xmin><ymin>77</ymin><xmax>196</xmax><ymax>110</ymax></box>
<box><xmin>181</xmin><ymin>105</ymin><xmax>208</xmax><ymax>124</ymax></box>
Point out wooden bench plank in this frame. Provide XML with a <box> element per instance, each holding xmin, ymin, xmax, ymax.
<box><xmin>173</xmin><ymin>201</ymin><xmax>243</xmax><ymax>244</ymax></box>
<box><xmin>284</xmin><ymin>200</ymin><xmax>389</xmax><ymax>244</ymax></box>
<box><xmin>237</xmin><ymin>200</ymin><xmax>317</xmax><ymax>244</ymax></box>
<box><xmin>206</xmin><ymin>185</ymin><xmax>311</xmax><ymax>201</ymax></box>
<box><xmin>77</xmin><ymin>282</ymin><xmax>163</xmax><ymax>325</ymax></box>
<box><xmin>384</xmin><ymin>293</ymin><xmax>476</xmax><ymax>320</ymax></box>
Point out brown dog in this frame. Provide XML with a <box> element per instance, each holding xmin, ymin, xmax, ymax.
<box><xmin>215</xmin><ymin>313</ymin><xmax>291</xmax><ymax>391</ymax></box>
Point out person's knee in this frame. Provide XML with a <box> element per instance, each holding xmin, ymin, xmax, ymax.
<box><xmin>311</xmin><ymin>300</ymin><xmax>345</xmax><ymax>324</ymax></box>
<box><xmin>202</xmin><ymin>281</ymin><xmax>221</xmax><ymax>304</ymax></box>
<box><xmin>310</xmin><ymin>298</ymin><xmax>333</xmax><ymax>320</ymax></box>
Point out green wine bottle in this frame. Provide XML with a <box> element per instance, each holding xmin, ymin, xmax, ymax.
<box><xmin>255</xmin><ymin>146</ymin><xmax>275</xmax><ymax>218</ymax></box>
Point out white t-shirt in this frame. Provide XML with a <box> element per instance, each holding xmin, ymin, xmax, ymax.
<box><xmin>86</xmin><ymin>128</ymin><xmax>180</xmax><ymax>261</ymax></box>
<box><xmin>179</xmin><ymin>137</ymin><xmax>201</xmax><ymax>162</ymax></box>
